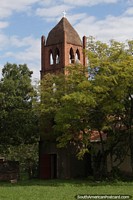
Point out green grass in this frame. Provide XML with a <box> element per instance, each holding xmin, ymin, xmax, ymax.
<box><xmin>0</xmin><ymin>179</ymin><xmax>133</xmax><ymax>200</ymax></box>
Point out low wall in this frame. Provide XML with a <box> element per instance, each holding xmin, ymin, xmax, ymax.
<box><xmin>0</xmin><ymin>160</ymin><xmax>19</xmax><ymax>181</ymax></box>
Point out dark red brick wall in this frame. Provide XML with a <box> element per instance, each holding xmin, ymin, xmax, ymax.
<box><xmin>41</xmin><ymin>34</ymin><xmax>87</xmax><ymax>77</ymax></box>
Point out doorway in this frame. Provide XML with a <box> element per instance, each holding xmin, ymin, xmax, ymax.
<box><xmin>40</xmin><ymin>153</ymin><xmax>57</xmax><ymax>179</ymax></box>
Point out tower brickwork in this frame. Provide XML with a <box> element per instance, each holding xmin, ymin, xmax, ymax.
<box><xmin>41</xmin><ymin>17</ymin><xmax>86</xmax><ymax>78</ymax></box>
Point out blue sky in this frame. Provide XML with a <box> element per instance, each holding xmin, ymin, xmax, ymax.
<box><xmin>0</xmin><ymin>0</ymin><xmax>133</xmax><ymax>80</ymax></box>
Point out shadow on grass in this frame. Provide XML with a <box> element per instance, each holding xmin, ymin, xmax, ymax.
<box><xmin>1</xmin><ymin>178</ymin><xmax>133</xmax><ymax>187</ymax></box>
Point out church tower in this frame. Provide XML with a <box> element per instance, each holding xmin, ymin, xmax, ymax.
<box><xmin>39</xmin><ymin>17</ymin><xmax>90</xmax><ymax>180</ymax></box>
<box><xmin>41</xmin><ymin>17</ymin><xmax>87</xmax><ymax>77</ymax></box>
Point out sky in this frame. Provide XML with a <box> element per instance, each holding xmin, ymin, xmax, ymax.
<box><xmin>0</xmin><ymin>0</ymin><xmax>133</xmax><ymax>81</ymax></box>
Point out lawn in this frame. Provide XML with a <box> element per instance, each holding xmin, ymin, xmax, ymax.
<box><xmin>0</xmin><ymin>179</ymin><xmax>133</xmax><ymax>200</ymax></box>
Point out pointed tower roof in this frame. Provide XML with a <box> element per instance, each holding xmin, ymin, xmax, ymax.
<box><xmin>46</xmin><ymin>17</ymin><xmax>82</xmax><ymax>46</ymax></box>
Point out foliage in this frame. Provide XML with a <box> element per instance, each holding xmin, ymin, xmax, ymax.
<box><xmin>0</xmin><ymin>63</ymin><xmax>39</xmax><ymax>179</ymax></box>
<box><xmin>2</xmin><ymin>143</ymin><xmax>39</xmax><ymax>179</ymax></box>
<box><xmin>39</xmin><ymin>65</ymin><xmax>95</xmax><ymax>157</ymax></box>
<box><xmin>55</xmin><ymin>66</ymin><xmax>95</xmax><ymax>154</ymax></box>
<box><xmin>0</xmin><ymin>63</ymin><xmax>39</xmax><ymax>146</ymax></box>
<box><xmin>87</xmin><ymin>37</ymin><xmax>133</xmax><ymax>174</ymax></box>
<box><xmin>88</xmin><ymin>37</ymin><xmax>133</xmax><ymax>131</ymax></box>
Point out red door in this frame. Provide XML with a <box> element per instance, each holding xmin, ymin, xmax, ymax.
<box><xmin>40</xmin><ymin>154</ymin><xmax>51</xmax><ymax>179</ymax></box>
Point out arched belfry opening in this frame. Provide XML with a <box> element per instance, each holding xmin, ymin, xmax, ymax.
<box><xmin>40</xmin><ymin>17</ymin><xmax>88</xmax><ymax>179</ymax></box>
<box><xmin>75</xmin><ymin>49</ymin><xmax>80</xmax><ymax>64</ymax></box>
<box><xmin>69</xmin><ymin>48</ymin><xmax>74</xmax><ymax>64</ymax></box>
<box><xmin>49</xmin><ymin>50</ymin><xmax>54</xmax><ymax>65</ymax></box>
<box><xmin>55</xmin><ymin>48</ymin><xmax>60</xmax><ymax>64</ymax></box>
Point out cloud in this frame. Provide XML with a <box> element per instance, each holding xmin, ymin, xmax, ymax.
<box><xmin>0</xmin><ymin>0</ymin><xmax>41</xmax><ymax>19</ymax></box>
<box><xmin>0</xmin><ymin>21</ymin><xmax>9</xmax><ymax>29</ymax></box>
<box><xmin>38</xmin><ymin>0</ymin><xmax>59</xmax><ymax>7</ymax></box>
<box><xmin>0</xmin><ymin>34</ymin><xmax>10</xmax><ymax>49</ymax></box>
<box><xmin>13</xmin><ymin>38</ymin><xmax>40</xmax><ymax>63</ymax></box>
<box><xmin>0</xmin><ymin>35</ymin><xmax>40</xmax><ymax>80</ymax></box>
<box><xmin>124</xmin><ymin>7</ymin><xmax>133</xmax><ymax>16</ymax></box>
<box><xmin>63</xmin><ymin>0</ymin><xmax>119</xmax><ymax>6</ymax></box>
<box><xmin>66</xmin><ymin>13</ymin><xmax>88</xmax><ymax>24</ymax></box>
<box><xmin>0</xmin><ymin>8</ymin><xmax>12</xmax><ymax>19</ymax></box>
<box><xmin>127</xmin><ymin>0</ymin><xmax>133</xmax><ymax>5</ymax></box>
<box><xmin>35</xmin><ymin>0</ymin><xmax>120</xmax><ymax>21</ymax></box>
<box><xmin>75</xmin><ymin>13</ymin><xmax>133</xmax><ymax>42</ymax></box>
<box><xmin>36</xmin><ymin>4</ymin><xmax>73</xmax><ymax>19</ymax></box>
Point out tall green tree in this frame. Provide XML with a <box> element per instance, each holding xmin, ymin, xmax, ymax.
<box><xmin>0</xmin><ymin>63</ymin><xmax>39</xmax><ymax>146</ymax></box>
<box><xmin>87</xmin><ymin>37</ymin><xmax>133</xmax><ymax>175</ymax></box>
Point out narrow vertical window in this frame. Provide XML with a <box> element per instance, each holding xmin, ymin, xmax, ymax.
<box><xmin>75</xmin><ymin>49</ymin><xmax>80</xmax><ymax>64</ymax></box>
<box><xmin>55</xmin><ymin>48</ymin><xmax>60</xmax><ymax>64</ymax></box>
<box><xmin>49</xmin><ymin>50</ymin><xmax>54</xmax><ymax>65</ymax></box>
<box><xmin>69</xmin><ymin>48</ymin><xmax>74</xmax><ymax>64</ymax></box>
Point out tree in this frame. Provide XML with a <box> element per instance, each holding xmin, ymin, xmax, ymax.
<box><xmin>39</xmin><ymin>65</ymin><xmax>95</xmax><ymax>157</ymax></box>
<box><xmin>2</xmin><ymin>143</ymin><xmax>39</xmax><ymax>179</ymax></box>
<box><xmin>0</xmin><ymin>63</ymin><xmax>39</xmax><ymax>179</ymax></box>
<box><xmin>87</xmin><ymin>37</ymin><xmax>133</xmax><ymax>176</ymax></box>
<box><xmin>0</xmin><ymin>63</ymin><xmax>39</xmax><ymax>148</ymax></box>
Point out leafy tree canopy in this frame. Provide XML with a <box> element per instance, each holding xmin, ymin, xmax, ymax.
<box><xmin>0</xmin><ymin>63</ymin><xmax>39</xmax><ymax>146</ymax></box>
<box><xmin>87</xmin><ymin>37</ymin><xmax>133</xmax><ymax>131</ymax></box>
<box><xmin>39</xmin><ymin>65</ymin><xmax>95</xmax><ymax>156</ymax></box>
<box><xmin>87</xmin><ymin>37</ymin><xmax>133</xmax><ymax>173</ymax></box>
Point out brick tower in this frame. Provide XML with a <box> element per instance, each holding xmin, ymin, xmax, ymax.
<box><xmin>41</xmin><ymin>17</ymin><xmax>86</xmax><ymax>78</ymax></box>
<box><xmin>39</xmin><ymin>17</ymin><xmax>91</xmax><ymax>179</ymax></box>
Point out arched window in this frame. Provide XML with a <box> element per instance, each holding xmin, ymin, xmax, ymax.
<box><xmin>55</xmin><ymin>48</ymin><xmax>60</xmax><ymax>64</ymax></box>
<box><xmin>69</xmin><ymin>48</ymin><xmax>74</xmax><ymax>64</ymax></box>
<box><xmin>49</xmin><ymin>50</ymin><xmax>54</xmax><ymax>65</ymax></box>
<box><xmin>75</xmin><ymin>49</ymin><xmax>80</xmax><ymax>64</ymax></box>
